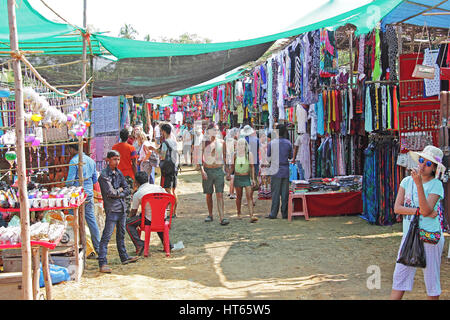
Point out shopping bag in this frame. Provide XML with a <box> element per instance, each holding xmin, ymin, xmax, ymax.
<box><xmin>397</xmin><ymin>213</ymin><xmax>426</xmax><ymax>268</ymax></box>
<box><xmin>289</xmin><ymin>163</ymin><xmax>298</xmax><ymax>181</ymax></box>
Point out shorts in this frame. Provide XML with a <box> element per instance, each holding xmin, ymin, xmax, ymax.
<box><xmin>161</xmin><ymin>173</ymin><xmax>177</xmax><ymax>189</ymax></box>
<box><xmin>202</xmin><ymin>167</ymin><xmax>225</xmax><ymax>194</ymax></box>
<box><xmin>392</xmin><ymin>233</ymin><xmax>445</xmax><ymax>296</ymax></box>
<box><xmin>234</xmin><ymin>174</ymin><xmax>251</xmax><ymax>188</ymax></box>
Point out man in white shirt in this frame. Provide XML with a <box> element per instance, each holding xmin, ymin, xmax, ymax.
<box><xmin>126</xmin><ymin>171</ymin><xmax>172</xmax><ymax>256</ymax></box>
<box><xmin>182</xmin><ymin>121</ymin><xmax>193</xmax><ymax>166</ymax></box>
<box><xmin>154</xmin><ymin>122</ymin><xmax>161</xmax><ymax>145</ymax></box>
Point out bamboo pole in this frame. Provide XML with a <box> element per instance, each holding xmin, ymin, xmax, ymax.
<box><xmin>78</xmin><ymin>137</ymin><xmax>86</xmax><ymax>271</ymax></box>
<box><xmin>81</xmin><ymin>0</ymin><xmax>87</xmax><ymax>102</ymax></box>
<box><xmin>7</xmin><ymin>0</ymin><xmax>33</xmax><ymax>301</ymax></box>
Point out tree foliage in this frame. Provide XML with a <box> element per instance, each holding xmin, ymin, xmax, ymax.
<box><xmin>119</xmin><ymin>24</ymin><xmax>139</xmax><ymax>40</ymax></box>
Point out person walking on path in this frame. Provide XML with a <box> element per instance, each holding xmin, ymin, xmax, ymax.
<box><xmin>156</xmin><ymin>123</ymin><xmax>179</xmax><ymax>217</ymax></box>
<box><xmin>390</xmin><ymin>146</ymin><xmax>446</xmax><ymax>300</ymax></box>
<box><xmin>182</xmin><ymin>121</ymin><xmax>193</xmax><ymax>166</ymax></box>
<box><xmin>229</xmin><ymin>138</ymin><xmax>258</xmax><ymax>222</ymax></box>
<box><xmin>97</xmin><ymin>150</ymin><xmax>139</xmax><ymax>273</ymax></box>
<box><xmin>265</xmin><ymin>124</ymin><xmax>293</xmax><ymax>219</ymax></box>
<box><xmin>112</xmin><ymin>128</ymin><xmax>138</xmax><ymax>217</ymax></box>
<box><xmin>225</xmin><ymin>127</ymin><xmax>239</xmax><ymax>199</ymax></box>
<box><xmin>241</xmin><ymin>124</ymin><xmax>259</xmax><ymax>206</ymax></box>
<box><xmin>136</xmin><ymin>131</ymin><xmax>157</xmax><ymax>183</ymax></box>
<box><xmin>126</xmin><ymin>171</ymin><xmax>172</xmax><ymax>256</ymax></box>
<box><xmin>201</xmin><ymin>123</ymin><xmax>229</xmax><ymax>225</ymax></box>
<box><xmin>66</xmin><ymin>142</ymin><xmax>101</xmax><ymax>259</ymax></box>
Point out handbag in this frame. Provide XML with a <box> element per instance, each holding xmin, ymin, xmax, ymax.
<box><xmin>418</xmin><ymin>229</ymin><xmax>441</xmax><ymax>244</ymax></box>
<box><xmin>412</xmin><ymin>22</ymin><xmax>436</xmax><ymax>80</ymax></box>
<box><xmin>397</xmin><ymin>210</ymin><xmax>426</xmax><ymax>268</ymax></box>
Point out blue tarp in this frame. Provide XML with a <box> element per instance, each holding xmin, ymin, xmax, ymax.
<box><xmin>382</xmin><ymin>0</ymin><xmax>450</xmax><ymax>29</ymax></box>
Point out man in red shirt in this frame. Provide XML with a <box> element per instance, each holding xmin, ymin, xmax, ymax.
<box><xmin>112</xmin><ymin>129</ymin><xmax>138</xmax><ymax>216</ymax></box>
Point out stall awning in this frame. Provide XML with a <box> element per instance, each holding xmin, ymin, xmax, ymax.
<box><xmin>382</xmin><ymin>0</ymin><xmax>450</xmax><ymax>29</ymax></box>
<box><xmin>1</xmin><ymin>0</ymin><xmax>406</xmax><ymax>97</ymax></box>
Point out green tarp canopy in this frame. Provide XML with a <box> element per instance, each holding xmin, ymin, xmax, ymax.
<box><xmin>0</xmin><ymin>0</ymin><xmax>105</xmax><ymax>55</ymax></box>
<box><xmin>1</xmin><ymin>0</ymin><xmax>405</xmax><ymax>97</ymax></box>
<box><xmin>92</xmin><ymin>0</ymin><xmax>404</xmax><ymax>60</ymax></box>
<box><xmin>147</xmin><ymin>67</ymin><xmax>246</xmax><ymax>105</ymax></box>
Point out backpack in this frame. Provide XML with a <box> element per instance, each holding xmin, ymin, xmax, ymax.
<box><xmin>160</xmin><ymin>140</ymin><xmax>176</xmax><ymax>176</ymax></box>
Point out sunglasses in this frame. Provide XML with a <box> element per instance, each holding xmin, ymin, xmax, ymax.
<box><xmin>418</xmin><ymin>157</ymin><xmax>433</xmax><ymax>167</ymax></box>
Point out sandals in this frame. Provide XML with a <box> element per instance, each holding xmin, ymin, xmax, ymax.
<box><xmin>204</xmin><ymin>216</ymin><xmax>213</xmax><ymax>222</ymax></box>
<box><xmin>220</xmin><ymin>218</ymin><xmax>230</xmax><ymax>226</ymax></box>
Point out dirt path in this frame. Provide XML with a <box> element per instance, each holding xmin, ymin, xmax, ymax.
<box><xmin>51</xmin><ymin>169</ymin><xmax>450</xmax><ymax>300</ymax></box>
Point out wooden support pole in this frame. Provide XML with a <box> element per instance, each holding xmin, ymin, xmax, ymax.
<box><xmin>73</xmin><ymin>206</ymin><xmax>80</xmax><ymax>281</ymax></box>
<box><xmin>31</xmin><ymin>247</ymin><xmax>40</xmax><ymax>300</ymax></box>
<box><xmin>81</xmin><ymin>0</ymin><xmax>87</xmax><ymax>101</ymax></box>
<box><xmin>7</xmin><ymin>0</ymin><xmax>33</xmax><ymax>301</ymax></box>
<box><xmin>41</xmin><ymin>247</ymin><xmax>52</xmax><ymax>300</ymax></box>
<box><xmin>77</xmin><ymin>137</ymin><xmax>86</xmax><ymax>274</ymax></box>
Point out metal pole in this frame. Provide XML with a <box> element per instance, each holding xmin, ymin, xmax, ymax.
<box><xmin>7</xmin><ymin>0</ymin><xmax>33</xmax><ymax>300</ymax></box>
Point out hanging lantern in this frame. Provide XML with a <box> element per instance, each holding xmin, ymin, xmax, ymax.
<box><xmin>31</xmin><ymin>138</ymin><xmax>41</xmax><ymax>151</ymax></box>
<box><xmin>25</xmin><ymin>134</ymin><xmax>36</xmax><ymax>144</ymax></box>
<box><xmin>31</xmin><ymin>114</ymin><xmax>42</xmax><ymax>123</ymax></box>
<box><xmin>5</xmin><ymin>151</ymin><xmax>16</xmax><ymax>167</ymax></box>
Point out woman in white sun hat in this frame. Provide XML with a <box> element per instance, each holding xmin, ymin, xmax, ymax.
<box><xmin>391</xmin><ymin>145</ymin><xmax>446</xmax><ymax>300</ymax></box>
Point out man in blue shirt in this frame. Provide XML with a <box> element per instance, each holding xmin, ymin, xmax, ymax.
<box><xmin>266</xmin><ymin>124</ymin><xmax>293</xmax><ymax>219</ymax></box>
<box><xmin>66</xmin><ymin>143</ymin><xmax>101</xmax><ymax>258</ymax></box>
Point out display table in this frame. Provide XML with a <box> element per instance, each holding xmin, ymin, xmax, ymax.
<box><xmin>288</xmin><ymin>191</ymin><xmax>363</xmax><ymax>221</ymax></box>
<box><xmin>0</xmin><ymin>194</ymin><xmax>86</xmax><ymax>300</ymax></box>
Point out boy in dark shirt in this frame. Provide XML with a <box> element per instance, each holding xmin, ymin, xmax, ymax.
<box><xmin>97</xmin><ymin>150</ymin><xmax>139</xmax><ymax>273</ymax></box>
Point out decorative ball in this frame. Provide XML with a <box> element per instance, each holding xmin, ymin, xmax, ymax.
<box><xmin>31</xmin><ymin>114</ymin><xmax>42</xmax><ymax>122</ymax></box>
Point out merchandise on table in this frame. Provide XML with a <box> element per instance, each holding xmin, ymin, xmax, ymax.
<box><xmin>0</xmin><ymin>210</ymin><xmax>66</xmax><ymax>245</ymax></box>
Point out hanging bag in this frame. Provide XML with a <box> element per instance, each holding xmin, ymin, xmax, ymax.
<box><xmin>397</xmin><ymin>209</ymin><xmax>426</xmax><ymax>268</ymax></box>
<box><xmin>439</xmin><ymin>28</ymin><xmax>450</xmax><ymax>81</ymax></box>
<box><xmin>159</xmin><ymin>141</ymin><xmax>175</xmax><ymax>176</ymax></box>
<box><xmin>412</xmin><ymin>22</ymin><xmax>436</xmax><ymax>80</ymax></box>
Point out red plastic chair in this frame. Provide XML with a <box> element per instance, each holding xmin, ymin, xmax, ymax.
<box><xmin>138</xmin><ymin>192</ymin><xmax>176</xmax><ymax>257</ymax></box>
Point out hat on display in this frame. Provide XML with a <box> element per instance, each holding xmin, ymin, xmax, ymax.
<box><xmin>408</xmin><ymin>145</ymin><xmax>446</xmax><ymax>179</ymax></box>
<box><xmin>240</xmin><ymin>125</ymin><xmax>255</xmax><ymax>137</ymax></box>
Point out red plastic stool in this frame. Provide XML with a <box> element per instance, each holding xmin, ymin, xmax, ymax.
<box><xmin>288</xmin><ymin>193</ymin><xmax>309</xmax><ymax>221</ymax></box>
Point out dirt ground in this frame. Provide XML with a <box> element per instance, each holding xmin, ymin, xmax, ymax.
<box><xmin>50</xmin><ymin>169</ymin><xmax>450</xmax><ymax>300</ymax></box>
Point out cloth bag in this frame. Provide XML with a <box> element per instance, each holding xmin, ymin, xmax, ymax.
<box><xmin>412</xmin><ymin>22</ymin><xmax>435</xmax><ymax>80</ymax></box>
<box><xmin>397</xmin><ymin>212</ymin><xmax>426</xmax><ymax>268</ymax></box>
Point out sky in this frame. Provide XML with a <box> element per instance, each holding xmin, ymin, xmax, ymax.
<box><xmin>27</xmin><ymin>0</ymin><xmax>335</xmax><ymax>43</ymax></box>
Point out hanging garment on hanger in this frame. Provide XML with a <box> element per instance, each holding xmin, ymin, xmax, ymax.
<box><xmin>387</xmin><ymin>85</ymin><xmax>392</xmax><ymax>130</ymax></box>
<box><xmin>365</xmin><ymin>87</ymin><xmax>373</xmax><ymax>133</ymax></box>
<box><xmin>310</xmin><ymin>103</ymin><xmax>318</xmax><ymax>140</ymax></box>
<box><xmin>381</xmin><ymin>85</ymin><xmax>387</xmax><ymax>130</ymax></box>
<box><xmin>423</xmin><ymin>48</ymin><xmax>441</xmax><ymax>97</ymax></box>
<box><xmin>358</xmin><ymin>34</ymin><xmax>366</xmax><ymax>76</ymax></box>
<box><xmin>348</xmin><ymin>88</ymin><xmax>354</xmax><ymax>135</ymax></box>
<box><xmin>393</xmin><ymin>85</ymin><xmax>399</xmax><ymax>130</ymax></box>
<box><xmin>372</xmin><ymin>28</ymin><xmax>382</xmax><ymax>81</ymax></box>
<box><xmin>386</xmin><ymin>25</ymin><xmax>399</xmax><ymax>81</ymax></box>
<box><xmin>317</xmin><ymin>93</ymin><xmax>325</xmax><ymax>136</ymax></box>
